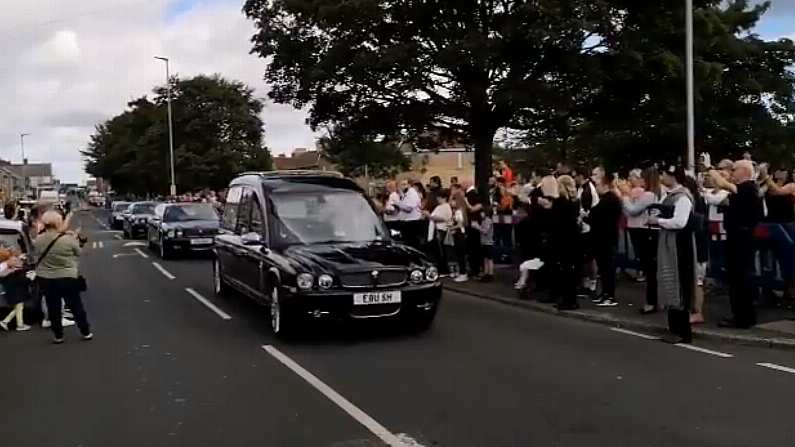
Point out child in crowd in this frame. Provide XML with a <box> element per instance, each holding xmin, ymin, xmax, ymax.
<box><xmin>476</xmin><ymin>207</ymin><xmax>494</xmax><ymax>282</ymax></box>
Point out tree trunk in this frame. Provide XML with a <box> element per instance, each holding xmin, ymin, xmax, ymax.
<box><xmin>473</xmin><ymin>129</ymin><xmax>496</xmax><ymax>200</ymax></box>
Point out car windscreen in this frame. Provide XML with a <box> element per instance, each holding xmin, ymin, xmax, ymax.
<box><xmin>164</xmin><ymin>204</ymin><xmax>218</xmax><ymax>222</ymax></box>
<box><xmin>131</xmin><ymin>204</ymin><xmax>155</xmax><ymax>214</ymax></box>
<box><xmin>113</xmin><ymin>203</ymin><xmax>129</xmax><ymax>212</ymax></box>
<box><xmin>269</xmin><ymin>191</ymin><xmax>386</xmax><ymax>246</ymax></box>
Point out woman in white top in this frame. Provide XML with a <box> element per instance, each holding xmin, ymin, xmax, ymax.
<box><xmin>619</xmin><ymin>167</ymin><xmax>662</xmax><ymax>314</ymax></box>
<box><xmin>426</xmin><ymin>189</ymin><xmax>453</xmax><ymax>275</ymax></box>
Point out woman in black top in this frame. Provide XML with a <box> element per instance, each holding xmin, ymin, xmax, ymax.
<box><xmin>762</xmin><ymin>168</ymin><xmax>794</xmax><ymax>304</ymax></box>
<box><xmin>549</xmin><ymin>175</ymin><xmax>582</xmax><ymax>310</ymax></box>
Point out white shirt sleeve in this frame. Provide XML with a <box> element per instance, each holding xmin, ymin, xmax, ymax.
<box><xmin>703</xmin><ymin>189</ymin><xmax>729</xmax><ymax>206</ymax></box>
<box><xmin>658</xmin><ymin>196</ymin><xmax>692</xmax><ymax>230</ymax></box>
<box><xmin>622</xmin><ymin>192</ymin><xmax>656</xmax><ymax>216</ymax></box>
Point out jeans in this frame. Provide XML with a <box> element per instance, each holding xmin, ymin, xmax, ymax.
<box><xmin>39</xmin><ymin>277</ymin><xmax>91</xmax><ymax>339</ymax></box>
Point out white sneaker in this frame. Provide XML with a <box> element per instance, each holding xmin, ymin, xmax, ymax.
<box><xmin>16</xmin><ymin>324</ymin><xmax>32</xmax><ymax>331</ymax></box>
<box><xmin>62</xmin><ymin>319</ymin><xmax>75</xmax><ymax>327</ymax></box>
<box><xmin>0</xmin><ymin>321</ymin><xmax>8</xmax><ymax>331</ymax></box>
<box><xmin>514</xmin><ymin>281</ymin><xmax>526</xmax><ymax>290</ymax></box>
<box><xmin>453</xmin><ymin>274</ymin><xmax>469</xmax><ymax>283</ymax></box>
<box><xmin>42</xmin><ymin>319</ymin><xmax>51</xmax><ymax>328</ymax></box>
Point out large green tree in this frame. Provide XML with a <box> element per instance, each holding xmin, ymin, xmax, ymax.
<box><xmin>244</xmin><ymin>0</ymin><xmax>605</xmax><ymax>193</ymax></box>
<box><xmin>83</xmin><ymin>75</ymin><xmax>272</xmax><ymax>195</ymax></box>
<box><xmin>575</xmin><ymin>0</ymin><xmax>795</xmax><ymax>169</ymax></box>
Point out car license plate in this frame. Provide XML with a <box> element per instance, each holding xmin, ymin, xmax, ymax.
<box><xmin>353</xmin><ymin>291</ymin><xmax>401</xmax><ymax>305</ymax></box>
<box><xmin>190</xmin><ymin>238</ymin><xmax>213</xmax><ymax>245</ymax></box>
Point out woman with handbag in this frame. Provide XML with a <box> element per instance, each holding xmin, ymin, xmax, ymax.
<box><xmin>34</xmin><ymin>210</ymin><xmax>92</xmax><ymax>344</ymax></box>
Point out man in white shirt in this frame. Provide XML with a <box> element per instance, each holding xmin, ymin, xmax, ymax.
<box><xmin>397</xmin><ymin>180</ymin><xmax>423</xmax><ymax>248</ymax></box>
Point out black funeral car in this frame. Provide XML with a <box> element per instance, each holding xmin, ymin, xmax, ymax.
<box><xmin>147</xmin><ymin>202</ymin><xmax>220</xmax><ymax>259</ymax></box>
<box><xmin>122</xmin><ymin>201</ymin><xmax>158</xmax><ymax>239</ymax></box>
<box><xmin>212</xmin><ymin>171</ymin><xmax>442</xmax><ymax>336</ymax></box>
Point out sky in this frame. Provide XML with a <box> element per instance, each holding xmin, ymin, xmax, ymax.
<box><xmin>0</xmin><ymin>0</ymin><xmax>793</xmax><ymax>183</ymax></box>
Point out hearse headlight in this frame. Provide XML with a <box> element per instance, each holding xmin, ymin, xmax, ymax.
<box><xmin>166</xmin><ymin>230</ymin><xmax>175</xmax><ymax>238</ymax></box>
<box><xmin>410</xmin><ymin>269</ymin><xmax>424</xmax><ymax>284</ymax></box>
<box><xmin>317</xmin><ymin>274</ymin><xmax>334</xmax><ymax>289</ymax></box>
<box><xmin>296</xmin><ymin>273</ymin><xmax>314</xmax><ymax>290</ymax></box>
<box><xmin>425</xmin><ymin>266</ymin><xmax>439</xmax><ymax>282</ymax></box>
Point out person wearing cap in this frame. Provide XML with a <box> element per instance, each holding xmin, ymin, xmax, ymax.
<box><xmin>648</xmin><ymin>165</ymin><xmax>697</xmax><ymax>343</ymax></box>
<box><xmin>709</xmin><ymin>160</ymin><xmax>764</xmax><ymax>329</ymax></box>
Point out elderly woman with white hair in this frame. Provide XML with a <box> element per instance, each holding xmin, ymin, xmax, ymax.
<box><xmin>34</xmin><ymin>210</ymin><xmax>92</xmax><ymax>344</ymax></box>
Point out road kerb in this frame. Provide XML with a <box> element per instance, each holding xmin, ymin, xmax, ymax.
<box><xmin>444</xmin><ymin>283</ymin><xmax>795</xmax><ymax>351</ymax></box>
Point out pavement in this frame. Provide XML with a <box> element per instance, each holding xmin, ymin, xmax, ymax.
<box><xmin>1</xmin><ymin>208</ymin><xmax>795</xmax><ymax>446</ymax></box>
<box><xmin>445</xmin><ymin>265</ymin><xmax>795</xmax><ymax>349</ymax></box>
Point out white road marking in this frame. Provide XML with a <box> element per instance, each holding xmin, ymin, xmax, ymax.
<box><xmin>123</xmin><ymin>241</ymin><xmax>147</xmax><ymax>247</ymax></box>
<box><xmin>114</xmin><ymin>234</ymin><xmax>122</xmax><ymax>240</ymax></box>
<box><xmin>113</xmin><ymin>253</ymin><xmax>139</xmax><ymax>259</ymax></box>
<box><xmin>185</xmin><ymin>288</ymin><xmax>231</xmax><ymax>320</ymax></box>
<box><xmin>262</xmin><ymin>345</ymin><xmax>420</xmax><ymax>447</ymax></box>
<box><xmin>152</xmin><ymin>262</ymin><xmax>175</xmax><ymax>280</ymax></box>
<box><xmin>756</xmin><ymin>362</ymin><xmax>795</xmax><ymax>375</ymax></box>
<box><xmin>674</xmin><ymin>344</ymin><xmax>734</xmax><ymax>358</ymax></box>
<box><xmin>98</xmin><ymin>241</ymin><xmax>104</xmax><ymax>249</ymax></box>
<box><xmin>134</xmin><ymin>248</ymin><xmax>149</xmax><ymax>259</ymax></box>
<box><xmin>610</xmin><ymin>327</ymin><xmax>660</xmax><ymax>340</ymax></box>
<box><xmin>97</xmin><ymin>230</ymin><xmax>122</xmax><ymax>234</ymax></box>
<box><xmin>91</xmin><ymin>241</ymin><xmax>97</xmax><ymax>249</ymax></box>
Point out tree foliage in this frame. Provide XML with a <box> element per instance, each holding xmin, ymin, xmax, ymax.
<box><xmin>244</xmin><ymin>0</ymin><xmax>604</xmax><ymax>192</ymax></box>
<box><xmin>319</xmin><ymin>129</ymin><xmax>411</xmax><ymax>179</ymax></box>
<box><xmin>245</xmin><ymin>0</ymin><xmax>795</xmax><ymax>181</ymax></box>
<box><xmin>83</xmin><ymin>75</ymin><xmax>272</xmax><ymax>195</ymax></box>
<box><xmin>577</xmin><ymin>0</ymin><xmax>795</xmax><ymax>169</ymax></box>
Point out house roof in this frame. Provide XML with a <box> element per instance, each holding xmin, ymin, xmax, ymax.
<box><xmin>272</xmin><ymin>151</ymin><xmax>327</xmax><ymax>170</ymax></box>
<box><xmin>5</xmin><ymin>163</ymin><xmax>53</xmax><ymax>178</ymax></box>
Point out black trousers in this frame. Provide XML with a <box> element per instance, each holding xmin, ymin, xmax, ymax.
<box><xmin>465</xmin><ymin>227</ymin><xmax>482</xmax><ymax>276</ymax></box>
<box><xmin>552</xmin><ymin>256</ymin><xmax>578</xmax><ymax>306</ymax></box>
<box><xmin>668</xmin><ymin>309</ymin><xmax>692</xmax><ymax>342</ymax></box>
<box><xmin>594</xmin><ymin>244</ymin><xmax>617</xmax><ymax>298</ymax></box>
<box><xmin>39</xmin><ymin>277</ymin><xmax>91</xmax><ymax>339</ymax></box>
<box><xmin>629</xmin><ymin>228</ymin><xmax>659</xmax><ymax>307</ymax></box>
<box><xmin>453</xmin><ymin>231</ymin><xmax>467</xmax><ymax>275</ymax></box>
<box><xmin>433</xmin><ymin>230</ymin><xmax>450</xmax><ymax>275</ymax></box>
<box><xmin>726</xmin><ymin>230</ymin><xmax>757</xmax><ymax>327</ymax></box>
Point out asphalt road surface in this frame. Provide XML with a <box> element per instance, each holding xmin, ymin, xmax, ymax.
<box><xmin>2</xmin><ymin>209</ymin><xmax>795</xmax><ymax>447</ymax></box>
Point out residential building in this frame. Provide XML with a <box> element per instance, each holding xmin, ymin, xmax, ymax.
<box><xmin>1</xmin><ymin>162</ymin><xmax>56</xmax><ymax>198</ymax></box>
<box><xmin>272</xmin><ymin>149</ymin><xmax>336</xmax><ymax>171</ymax></box>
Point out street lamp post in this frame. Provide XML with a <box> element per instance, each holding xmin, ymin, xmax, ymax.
<box><xmin>685</xmin><ymin>0</ymin><xmax>695</xmax><ymax>172</ymax></box>
<box><xmin>20</xmin><ymin>133</ymin><xmax>29</xmax><ymax>199</ymax></box>
<box><xmin>154</xmin><ymin>56</ymin><xmax>177</xmax><ymax>197</ymax></box>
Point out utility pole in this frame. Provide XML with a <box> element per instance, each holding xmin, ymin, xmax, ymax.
<box><xmin>154</xmin><ymin>56</ymin><xmax>177</xmax><ymax>197</ymax></box>
<box><xmin>20</xmin><ymin>133</ymin><xmax>30</xmax><ymax>199</ymax></box>
<box><xmin>685</xmin><ymin>0</ymin><xmax>695</xmax><ymax>172</ymax></box>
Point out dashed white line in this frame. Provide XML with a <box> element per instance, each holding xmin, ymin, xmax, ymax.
<box><xmin>756</xmin><ymin>362</ymin><xmax>795</xmax><ymax>375</ymax></box>
<box><xmin>98</xmin><ymin>241</ymin><xmax>104</xmax><ymax>249</ymax></box>
<box><xmin>134</xmin><ymin>248</ymin><xmax>149</xmax><ymax>259</ymax></box>
<box><xmin>91</xmin><ymin>241</ymin><xmax>97</xmax><ymax>249</ymax></box>
<box><xmin>185</xmin><ymin>288</ymin><xmax>231</xmax><ymax>320</ymax></box>
<box><xmin>151</xmin><ymin>262</ymin><xmax>175</xmax><ymax>280</ymax></box>
<box><xmin>674</xmin><ymin>344</ymin><xmax>734</xmax><ymax>358</ymax></box>
<box><xmin>610</xmin><ymin>327</ymin><xmax>660</xmax><ymax>340</ymax></box>
<box><xmin>261</xmin><ymin>345</ymin><xmax>420</xmax><ymax>447</ymax></box>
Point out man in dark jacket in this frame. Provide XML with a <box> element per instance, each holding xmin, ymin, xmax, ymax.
<box><xmin>587</xmin><ymin>173</ymin><xmax>623</xmax><ymax>307</ymax></box>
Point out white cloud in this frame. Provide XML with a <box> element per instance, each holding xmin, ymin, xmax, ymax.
<box><xmin>0</xmin><ymin>0</ymin><xmax>317</xmax><ymax>183</ymax></box>
<box><xmin>32</xmin><ymin>30</ymin><xmax>81</xmax><ymax>65</ymax></box>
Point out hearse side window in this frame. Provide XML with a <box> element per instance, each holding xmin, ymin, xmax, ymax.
<box><xmin>237</xmin><ymin>188</ymin><xmax>265</xmax><ymax>235</ymax></box>
<box><xmin>222</xmin><ymin>186</ymin><xmax>243</xmax><ymax>232</ymax></box>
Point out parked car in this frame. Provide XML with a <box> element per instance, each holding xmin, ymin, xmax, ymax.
<box><xmin>122</xmin><ymin>201</ymin><xmax>158</xmax><ymax>239</ymax></box>
<box><xmin>108</xmin><ymin>201</ymin><xmax>130</xmax><ymax>230</ymax></box>
<box><xmin>147</xmin><ymin>202</ymin><xmax>220</xmax><ymax>259</ymax></box>
<box><xmin>213</xmin><ymin>171</ymin><xmax>441</xmax><ymax>336</ymax></box>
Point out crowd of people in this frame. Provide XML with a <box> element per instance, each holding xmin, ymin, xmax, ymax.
<box><xmin>0</xmin><ymin>201</ymin><xmax>92</xmax><ymax>344</ymax></box>
<box><xmin>374</xmin><ymin>155</ymin><xmax>795</xmax><ymax>344</ymax></box>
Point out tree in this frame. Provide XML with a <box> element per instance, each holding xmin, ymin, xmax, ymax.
<box><xmin>244</xmin><ymin>0</ymin><xmax>605</xmax><ymax>194</ymax></box>
<box><xmin>577</xmin><ymin>0</ymin><xmax>795</xmax><ymax>169</ymax></box>
<box><xmin>83</xmin><ymin>75</ymin><xmax>272</xmax><ymax>195</ymax></box>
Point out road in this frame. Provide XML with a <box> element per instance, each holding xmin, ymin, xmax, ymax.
<box><xmin>2</xmin><ymin>209</ymin><xmax>795</xmax><ymax>447</ymax></box>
